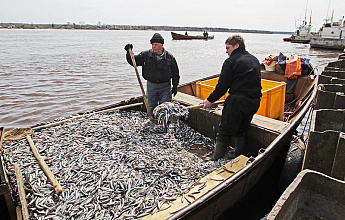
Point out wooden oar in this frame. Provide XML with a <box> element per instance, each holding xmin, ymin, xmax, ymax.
<box><xmin>14</xmin><ymin>163</ymin><xmax>29</xmax><ymax>220</ymax></box>
<box><xmin>32</xmin><ymin>102</ymin><xmax>142</xmax><ymax>131</ymax></box>
<box><xmin>4</xmin><ymin>102</ymin><xmax>144</xmax><ymax>142</ymax></box>
<box><xmin>26</xmin><ymin>135</ymin><xmax>63</xmax><ymax>195</ymax></box>
<box><xmin>128</xmin><ymin>48</ymin><xmax>154</xmax><ymax>120</ymax></box>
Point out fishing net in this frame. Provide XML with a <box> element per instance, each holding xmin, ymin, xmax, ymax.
<box><xmin>3</xmin><ymin>127</ymin><xmax>34</xmax><ymax>143</ymax></box>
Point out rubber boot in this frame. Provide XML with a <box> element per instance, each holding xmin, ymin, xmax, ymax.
<box><xmin>206</xmin><ymin>140</ymin><xmax>228</xmax><ymax>161</ymax></box>
<box><xmin>234</xmin><ymin>135</ymin><xmax>246</xmax><ymax>157</ymax></box>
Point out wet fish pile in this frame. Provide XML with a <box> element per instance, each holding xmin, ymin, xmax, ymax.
<box><xmin>2</xmin><ymin>110</ymin><xmax>229</xmax><ymax>219</ymax></box>
<box><xmin>153</xmin><ymin>102</ymin><xmax>189</xmax><ymax>129</ymax></box>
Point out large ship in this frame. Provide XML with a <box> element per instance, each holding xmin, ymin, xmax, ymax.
<box><xmin>310</xmin><ymin>13</ymin><xmax>345</xmax><ymax>50</ymax></box>
<box><xmin>291</xmin><ymin>18</ymin><xmax>312</xmax><ymax>44</ymax></box>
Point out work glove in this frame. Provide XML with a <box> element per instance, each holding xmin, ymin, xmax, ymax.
<box><xmin>124</xmin><ymin>44</ymin><xmax>133</xmax><ymax>53</ymax></box>
<box><xmin>172</xmin><ymin>87</ymin><xmax>178</xmax><ymax>96</ymax></box>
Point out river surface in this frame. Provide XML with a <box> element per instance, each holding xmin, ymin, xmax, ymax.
<box><xmin>0</xmin><ymin>29</ymin><xmax>343</xmax><ymax>130</ymax></box>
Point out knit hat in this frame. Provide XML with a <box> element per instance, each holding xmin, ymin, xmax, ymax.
<box><xmin>150</xmin><ymin>33</ymin><xmax>164</xmax><ymax>44</ymax></box>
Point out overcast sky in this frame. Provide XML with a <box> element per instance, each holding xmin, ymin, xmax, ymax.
<box><xmin>1</xmin><ymin>0</ymin><xmax>344</xmax><ymax>32</ymax></box>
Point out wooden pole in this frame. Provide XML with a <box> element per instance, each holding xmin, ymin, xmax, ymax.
<box><xmin>16</xmin><ymin>206</ymin><xmax>23</xmax><ymax>220</ymax></box>
<box><xmin>128</xmin><ymin>48</ymin><xmax>154</xmax><ymax>120</ymax></box>
<box><xmin>26</xmin><ymin>135</ymin><xmax>63</xmax><ymax>195</ymax></box>
<box><xmin>14</xmin><ymin>163</ymin><xmax>29</xmax><ymax>220</ymax></box>
<box><xmin>33</xmin><ymin>102</ymin><xmax>142</xmax><ymax>131</ymax></box>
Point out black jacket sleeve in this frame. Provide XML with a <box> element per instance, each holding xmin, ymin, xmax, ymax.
<box><xmin>207</xmin><ymin>59</ymin><xmax>233</xmax><ymax>103</ymax></box>
<box><xmin>207</xmin><ymin>48</ymin><xmax>262</xmax><ymax>102</ymax></box>
<box><xmin>126</xmin><ymin>51</ymin><xmax>146</xmax><ymax>67</ymax></box>
<box><xmin>171</xmin><ymin>56</ymin><xmax>180</xmax><ymax>89</ymax></box>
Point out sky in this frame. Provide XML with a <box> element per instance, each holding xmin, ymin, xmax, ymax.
<box><xmin>1</xmin><ymin>0</ymin><xmax>344</xmax><ymax>32</ymax></box>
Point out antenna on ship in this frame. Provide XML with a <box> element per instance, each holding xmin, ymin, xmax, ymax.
<box><xmin>325</xmin><ymin>0</ymin><xmax>331</xmax><ymax>23</ymax></box>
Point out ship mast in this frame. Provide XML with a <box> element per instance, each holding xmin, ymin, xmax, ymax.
<box><xmin>304</xmin><ymin>0</ymin><xmax>308</xmax><ymax>25</ymax></box>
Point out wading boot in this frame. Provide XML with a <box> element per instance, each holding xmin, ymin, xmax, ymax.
<box><xmin>234</xmin><ymin>135</ymin><xmax>246</xmax><ymax>157</ymax></box>
<box><xmin>205</xmin><ymin>141</ymin><xmax>228</xmax><ymax>161</ymax></box>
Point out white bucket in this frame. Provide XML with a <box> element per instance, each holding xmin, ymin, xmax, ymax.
<box><xmin>264</xmin><ymin>61</ymin><xmax>277</xmax><ymax>71</ymax></box>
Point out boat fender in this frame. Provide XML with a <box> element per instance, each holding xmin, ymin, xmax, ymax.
<box><xmin>278</xmin><ymin>138</ymin><xmax>305</xmax><ymax>192</ymax></box>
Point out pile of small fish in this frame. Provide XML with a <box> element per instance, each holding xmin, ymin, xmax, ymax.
<box><xmin>2</xmin><ymin>110</ymin><xmax>229</xmax><ymax>219</ymax></box>
<box><xmin>153</xmin><ymin>102</ymin><xmax>189</xmax><ymax>129</ymax></box>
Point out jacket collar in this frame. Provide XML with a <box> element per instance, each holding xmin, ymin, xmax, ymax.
<box><xmin>231</xmin><ymin>47</ymin><xmax>245</xmax><ymax>56</ymax></box>
<box><xmin>149</xmin><ymin>48</ymin><xmax>166</xmax><ymax>59</ymax></box>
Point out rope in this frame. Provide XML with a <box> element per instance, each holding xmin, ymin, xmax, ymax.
<box><xmin>3</xmin><ymin>127</ymin><xmax>34</xmax><ymax>143</ymax></box>
<box><xmin>293</xmin><ymin>88</ymin><xmax>317</xmax><ymax>146</ymax></box>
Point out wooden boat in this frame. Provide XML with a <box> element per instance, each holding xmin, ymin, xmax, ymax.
<box><xmin>171</xmin><ymin>32</ymin><xmax>214</xmax><ymax>40</ymax></box>
<box><xmin>0</xmin><ymin>58</ymin><xmax>317</xmax><ymax>219</ymax></box>
<box><xmin>78</xmin><ymin>59</ymin><xmax>317</xmax><ymax>219</ymax></box>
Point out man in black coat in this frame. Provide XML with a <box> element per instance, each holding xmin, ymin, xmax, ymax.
<box><xmin>203</xmin><ymin>35</ymin><xmax>262</xmax><ymax>160</ymax></box>
<box><xmin>125</xmin><ymin>33</ymin><xmax>180</xmax><ymax>113</ymax></box>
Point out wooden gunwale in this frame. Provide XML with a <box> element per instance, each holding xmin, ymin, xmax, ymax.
<box><xmin>0</xmin><ymin>127</ymin><xmax>16</xmax><ymax>220</ymax></box>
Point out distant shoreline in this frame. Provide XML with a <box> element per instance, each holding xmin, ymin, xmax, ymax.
<box><xmin>0</xmin><ymin>23</ymin><xmax>293</xmax><ymax>35</ymax></box>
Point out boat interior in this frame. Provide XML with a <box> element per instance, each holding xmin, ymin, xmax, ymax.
<box><xmin>173</xmin><ymin>66</ymin><xmax>316</xmax><ymax>159</ymax></box>
<box><xmin>0</xmin><ymin>60</ymin><xmax>317</xmax><ymax>220</ymax></box>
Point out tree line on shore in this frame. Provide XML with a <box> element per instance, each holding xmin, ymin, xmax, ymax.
<box><xmin>0</xmin><ymin>22</ymin><xmax>292</xmax><ymax>34</ymax></box>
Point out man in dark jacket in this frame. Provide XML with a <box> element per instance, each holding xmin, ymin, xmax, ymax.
<box><xmin>203</xmin><ymin>35</ymin><xmax>262</xmax><ymax>161</ymax></box>
<box><xmin>125</xmin><ymin>33</ymin><xmax>180</xmax><ymax>113</ymax></box>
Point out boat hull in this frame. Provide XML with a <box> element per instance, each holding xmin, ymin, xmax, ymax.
<box><xmin>310</xmin><ymin>38</ymin><xmax>345</xmax><ymax>50</ymax></box>
<box><xmin>291</xmin><ymin>35</ymin><xmax>311</xmax><ymax>44</ymax></box>
<box><xmin>283</xmin><ymin>36</ymin><xmax>292</xmax><ymax>42</ymax></box>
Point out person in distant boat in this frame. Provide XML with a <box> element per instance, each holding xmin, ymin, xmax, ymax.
<box><xmin>185</xmin><ymin>32</ymin><xmax>188</xmax><ymax>36</ymax></box>
<box><xmin>124</xmin><ymin>33</ymin><xmax>180</xmax><ymax>114</ymax></box>
<box><xmin>203</xmin><ymin>35</ymin><xmax>262</xmax><ymax>161</ymax></box>
<box><xmin>203</xmin><ymin>31</ymin><xmax>209</xmax><ymax>38</ymax></box>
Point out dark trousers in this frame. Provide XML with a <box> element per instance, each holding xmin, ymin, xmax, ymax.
<box><xmin>147</xmin><ymin>81</ymin><xmax>172</xmax><ymax>113</ymax></box>
<box><xmin>217</xmin><ymin>94</ymin><xmax>260</xmax><ymax>144</ymax></box>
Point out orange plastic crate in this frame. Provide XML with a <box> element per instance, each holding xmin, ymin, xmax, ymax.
<box><xmin>196</xmin><ymin>78</ymin><xmax>286</xmax><ymax>120</ymax></box>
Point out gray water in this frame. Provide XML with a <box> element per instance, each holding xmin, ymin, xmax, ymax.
<box><xmin>0</xmin><ymin>29</ymin><xmax>343</xmax><ymax>130</ymax></box>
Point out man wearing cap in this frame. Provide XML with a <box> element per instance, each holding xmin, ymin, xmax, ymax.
<box><xmin>124</xmin><ymin>33</ymin><xmax>180</xmax><ymax>113</ymax></box>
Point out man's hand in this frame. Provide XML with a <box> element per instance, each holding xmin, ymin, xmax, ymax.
<box><xmin>202</xmin><ymin>99</ymin><xmax>212</xmax><ymax>109</ymax></box>
<box><xmin>124</xmin><ymin>44</ymin><xmax>133</xmax><ymax>53</ymax></box>
<box><xmin>171</xmin><ymin>87</ymin><xmax>178</xmax><ymax>96</ymax></box>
